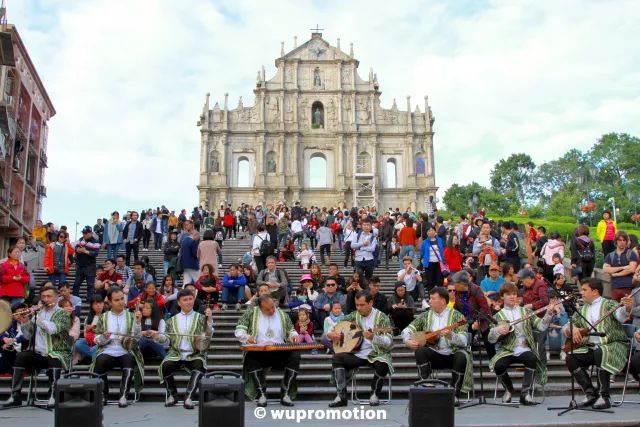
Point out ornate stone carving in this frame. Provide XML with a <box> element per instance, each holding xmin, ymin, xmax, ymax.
<box><xmin>266</xmin><ymin>96</ymin><xmax>280</xmax><ymax>122</ymax></box>
<box><xmin>356</xmin><ymin>97</ymin><xmax>370</xmax><ymax>123</ymax></box>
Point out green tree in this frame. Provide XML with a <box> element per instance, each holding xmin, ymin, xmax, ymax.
<box><xmin>443</xmin><ymin>182</ymin><xmax>516</xmax><ymax>217</ymax></box>
<box><xmin>489</xmin><ymin>153</ymin><xmax>536</xmax><ymax>207</ymax></box>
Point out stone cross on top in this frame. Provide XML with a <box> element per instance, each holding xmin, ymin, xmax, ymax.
<box><xmin>310</xmin><ymin>24</ymin><xmax>324</xmax><ymax>35</ymax></box>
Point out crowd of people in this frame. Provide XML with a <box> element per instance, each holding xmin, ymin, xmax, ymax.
<box><xmin>1</xmin><ymin>202</ymin><xmax>640</xmax><ymax>410</ymax></box>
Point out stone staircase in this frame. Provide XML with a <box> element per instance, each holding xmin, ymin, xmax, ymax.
<box><xmin>1</xmin><ymin>232</ymin><xmax>633</xmax><ymax>402</ymax></box>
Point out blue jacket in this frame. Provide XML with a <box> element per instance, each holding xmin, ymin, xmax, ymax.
<box><xmin>103</xmin><ymin>221</ymin><xmax>124</xmax><ymax>245</ymax></box>
<box><xmin>180</xmin><ymin>236</ymin><xmax>199</xmax><ymax>271</ymax></box>
<box><xmin>419</xmin><ymin>237</ymin><xmax>445</xmax><ymax>268</ymax></box>
<box><xmin>223</xmin><ymin>273</ymin><xmax>247</xmax><ymax>288</ymax></box>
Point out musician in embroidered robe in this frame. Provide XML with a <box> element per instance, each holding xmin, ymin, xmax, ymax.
<box><xmin>563</xmin><ymin>278</ymin><xmax>632</xmax><ymax>409</ymax></box>
<box><xmin>234</xmin><ymin>294</ymin><xmax>301</xmax><ymax>407</ymax></box>
<box><xmin>91</xmin><ymin>287</ymin><xmax>144</xmax><ymax>408</ymax></box>
<box><xmin>157</xmin><ymin>289</ymin><xmax>213</xmax><ymax>409</ymax></box>
<box><xmin>402</xmin><ymin>287</ymin><xmax>472</xmax><ymax>405</ymax></box>
<box><xmin>1</xmin><ymin>285</ymin><xmax>71</xmax><ymax>408</ymax></box>
<box><xmin>326</xmin><ymin>290</ymin><xmax>394</xmax><ymax>407</ymax></box>
<box><xmin>488</xmin><ymin>283</ymin><xmax>553</xmax><ymax>405</ymax></box>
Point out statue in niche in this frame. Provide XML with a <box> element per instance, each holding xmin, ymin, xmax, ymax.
<box><xmin>344</xmin><ymin>98</ymin><xmax>352</xmax><ymax>123</ymax></box>
<box><xmin>313</xmin><ymin>67</ymin><xmax>321</xmax><ymax>87</ymax></box>
<box><xmin>266</xmin><ymin>153</ymin><xmax>276</xmax><ymax>173</ymax></box>
<box><xmin>313</xmin><ymin>108</ymin><xmax>322</xmax><ymax>126</ymax></box>
<box><xmin>342</xmin><ymin>67</ymin><xmax>352</xmax><ymax>84</ymax></box>
<box><xmin>209</xmin><ymin>150</ymin><xmax>219</xmax><ymax>173</ymax></box>
<box><xmin>285</xmin><ymin>98</ymin><xmax>294</xmax><ymax>122</ymax></box>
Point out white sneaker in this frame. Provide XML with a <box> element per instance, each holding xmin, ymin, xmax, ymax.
<box><xmin>560</xmin><ymin>351</ymin><xmax>567</xmax><ymax>361</ymax></box>
<box><xmin>221</xmin><ymin>304</ymin><xmax>228</xmax><ymax>311</ymax></box>
<box><xmin>369</xmin><ymin>393</ymin><xmax>380</xmax><ymax>406</ymax></box>
<box><xmin>502</xmin><ymin>390</ymin><xmax>512</xmax><ymax>403</ymax></box>
<box><xmin>235</xmin><ymin>303</ymin><xmax>241</xmax><ymax>311</ymax></box>
<box><xmin>546</xmin><ymin>351</ymin><xmax>551</xmax><ymax>360</ymax></box>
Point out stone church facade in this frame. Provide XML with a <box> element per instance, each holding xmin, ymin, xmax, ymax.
<box><xmin>197</xmin><ymin>32</ymin><xmax>437</xmax><ymax>211</ymax></box>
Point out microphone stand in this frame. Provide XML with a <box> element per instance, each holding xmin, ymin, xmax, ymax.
<box><xmin>547</xmin><ymin>299</ymin><xmax>614</xmax><ymax>415</ymax></box>
<box><xmin>459</xmin><ymin>312</ymin><xmax>517</xmax><ymax>410</ymax></box>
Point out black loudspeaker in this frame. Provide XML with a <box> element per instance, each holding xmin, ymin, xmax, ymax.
<box><xmin>199</xmin><ymin>371</ymin><xmax>244</xmax><ymax>427</ymax></box>
<box><xmin>55</xmin><ymin>376</ymin><xmax>103</xmax><ymax>427</ymax></box>
<box><xmin>408</xmin><ymin>384</ymin><xmax>454</xmax><ymax>427</ymax></box>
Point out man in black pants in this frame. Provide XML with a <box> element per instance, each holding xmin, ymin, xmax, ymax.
<box><xmin>402</xmin><ymin>287</ymin><xmax>472</xmax><ymax>405</ymax></box>
<box><xmin>352</xmin><ymin>219</ymin><xmax>377</xmax><ymax>285</ymax></box>
<box><xmin>235</xmin><ymin>295</ymin><xmax>301</xmax><ymax>407</ymax></box>
<box><xmin>158</xmin><ymin>289</ymin><xmax>213</xmax><ymax>409</ymax></box>
<box><xmin>1</xmin><ymin>286</ymin><xmax>71</xmax><ymax>409</ymax></box>
<box><xmin>73</xmin><ymin>226</ymin><xmax>100</xmax><ymax>301</ymax></box>
<box><xmin>122</xmin><ymin>211</ymin><xmax>143</xmax><ymax>266</ymax></box>
<box><xmin>91</xmin><ymin>288</ymin><xmax>143</xmax><ymax>408</ymax></box>
<box><xmin>488</xmin><ymin>283</ymin><xmax>553</xmax><ymax>405</ymax></box>
<box><xmin>327</xmin><ymin>290</ymin><xmax>393</xmax><ymax>407</ymax></box>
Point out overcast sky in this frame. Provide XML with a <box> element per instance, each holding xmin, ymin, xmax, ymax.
<box><xmin>10</xmin><ymin>0</ymin><xmax>640</xmax><ymax>239</ymax></box>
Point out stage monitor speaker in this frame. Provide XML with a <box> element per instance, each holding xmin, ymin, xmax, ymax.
<box><xmin>408</xmin><ymin>385</ymin><xmax>454</xmax><ymax>427</ymax></box>
<box><xmin>55</xmin><ymin>377</ymin><xmax>103</xmax><ymax>427</ymax></box>
<box><xmin>199</xmin><ymin>372</ymin><xmax>244</xmax><ymax>427</ymax></box>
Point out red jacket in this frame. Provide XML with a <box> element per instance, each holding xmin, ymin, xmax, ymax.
<box><xmin>195</xmin><ymin>274</ymin><xmax>221</xmax><ymax>292</ymax></box>
<box><xmin>0</xmin><ymin>260</ymin><xmax>30</xmax><ymax>298</ymax></box>
<box><xmin>522</xmin><ymin>279</ymin><xmax>550</xmax><ymax>316</ymax></box>
<box><xmin>43</xmin><ymin>242</ymin><xmax>75</xmax><ymax>274</ymax></box>
<box><xmin>443</xmin><ymin>247</ymin><xmax>463</xmax><ymax>272</ymax></box>
<box><xmin>223</xmin><ymin>214</ymin><xmax>235</xmax><ymax>227</ymax></box>
<box><xmin>127</xmin><ymin>292</ymin><xmax>166</xmax><ymax>310</ymax></box>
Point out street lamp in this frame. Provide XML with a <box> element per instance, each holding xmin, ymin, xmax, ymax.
<box><xmin>468</xmin><ymin>193</ymin><xmax>479</xmax><ymax>214</ymax></box>
<box><xmin>608</xmin><ymin>197</ymin><xmax>617</xmax><ymax>223</ymax></box>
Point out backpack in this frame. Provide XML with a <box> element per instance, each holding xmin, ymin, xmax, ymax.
<box><xmin>258</xmin><ymin>235</ymin><xmax>273</xmax><ymax>257</ymax></box>
<box><xmin>215</xmin><ymin>230</ymin><xmax>224</xmax><ymax>241</ymax></box>
<box><xmin>576</xmin><ymin>239</ymin><xmax>594</xmax><ymax>262</ymax></box>
<box><xmin>518</xmin><ymin>236</ymin><xmax>528</xmax><ymax>260</ymax></box>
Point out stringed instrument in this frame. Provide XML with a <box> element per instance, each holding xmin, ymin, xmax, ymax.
<box><xmin>332</xmin><ymin>320</ymin><xmax>393</xmax><ymax>354</ymax></box>
<box><xmin>241</xmin><ymin>343</ymin><xmax>324</xmax><ymax>352</ymax></box>
<box><xmin>411</xmin><ymin>318</ymin><xmax>467</xmax><ymax>346</ymax></box>
<box><xmin>564</xmin><ymin>287</ymin><xmax>639</xmax><ymax>354</ymax></box>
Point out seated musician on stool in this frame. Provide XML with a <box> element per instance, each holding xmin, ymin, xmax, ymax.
<box><xmin>326</xmin><ymin>290</ymin><xmax>394</xmax><ymax>407</ymax></box>
<box><xmin>234</xmin><ymin>294</ymin><xmax>301</xmax><ymax>407</ymax></box>
<box><xmin>157</xmin><ymin>289</ymin><xmax>213</xmax><ymax>409</ymax></box>
<box><xmin>2</xmin><ymin>285</ymin><xmax>71</xmax><ymax>408</ymax></box>
<box><xmin>563</xmin><ymin>278</ymin><xmax>632</xmax><ymax>409</ymax></box>
<box><xmin>402</xmin><ymin>287</ymin><xmax>472</xmax><ymax>406</ymax></box>
<box><xmin>91</xmin><ymin>287</ymin><xmax>144</xmax><ymax>408</ymax></box>
<box><xmin>488</xmin><ymin>283</ymin><xmax>554</xmax><ymax>405</ymax></box>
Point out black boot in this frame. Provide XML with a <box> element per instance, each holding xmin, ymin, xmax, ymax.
<box><xmin>417</xmin><ymin>362</ymin><xmax>431</xmax><ymax>382</ymax></box>
<box><xmin>280</xmin><ymin>368</ymin><xmax>297</xmax><ymax>407</ymax></box>
<box><xmin>519</xmin><ymin>368</ymin><xmax>536</xmax><ymax>405</ymax></box>
<box><xmin>593</xmin><ymin>368</ymin><xmax>611</xmax><ymax>410</ymax></box>
<box><xmin>164</xmin><ymin>375</ymin><xmax>178</xmax><ymax>407</ymax></box>
<box><xmin>118</xmin><ymin>368</ymin><xmax>134</xmax><ymax>408</ymax></box>
<box><xmin>451</xmin><ymin>370</ymin><xmax>464</xmax><ymax>406</ymax></box>
<box><xmin>46</xmin><ymin>368</ymin><xmax>63</xmax><ymax>408</ymax></box>
<box><xmin>328</xmin><ymin>368</ymin><xmax>347</xmax><ymax>407</ymax></box>
<box><xmin>1</xmin><ymin>367</ymin><xmax>25</xmax><ymax>408</ymax></box>
<box><xmin>99</xmin><ymin>374</ymin><xmax>109</xmax><ymax>406</ymax></box>
<box><xmin>183</xmin><ymin>370</ymin><xmax>203</xmax><ymax>410</ymax></box>
<box><xmin>250</xmin><ymin>369</ymin><xmax>268</xmax><ymax>407</ymax></box>
<box><xmin>497</xmin><ymin>372</ymin><xmax>515</xmax><ymax>403</ymax></box>
<box><xmin>572</xmin><ymin>368</ymin><xmax>598</xmax><ymax>407</ymax></box>
<box><xmin>369</xmin><ymin>373</ymin><xmax>385</xmax><ymax>406</ymax></box>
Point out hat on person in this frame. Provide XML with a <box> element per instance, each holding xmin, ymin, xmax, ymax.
<box><xmin>517</xmin><ymin>268</ymin><xmax>535</xmax><ymax>280</ymax></box>
<box><xmin>299</xmin><ymin>274</ymin><xmax>313</xmax><ymax>283</ymax></box>
<box><xmin>82</xmin><ymin>226</ymin><xmax>93</xmax><ymax>234</ymax></box>
<box><xmin>394</xmin><ymin>281</ymin><xmax>406</xmax><ymax>289</ymax></box>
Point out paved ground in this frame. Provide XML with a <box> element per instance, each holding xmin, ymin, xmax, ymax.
<box><xmin>1</xmin><ymin>397</ymin><xmax>639</xmax><ymax>427</ymax></box>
